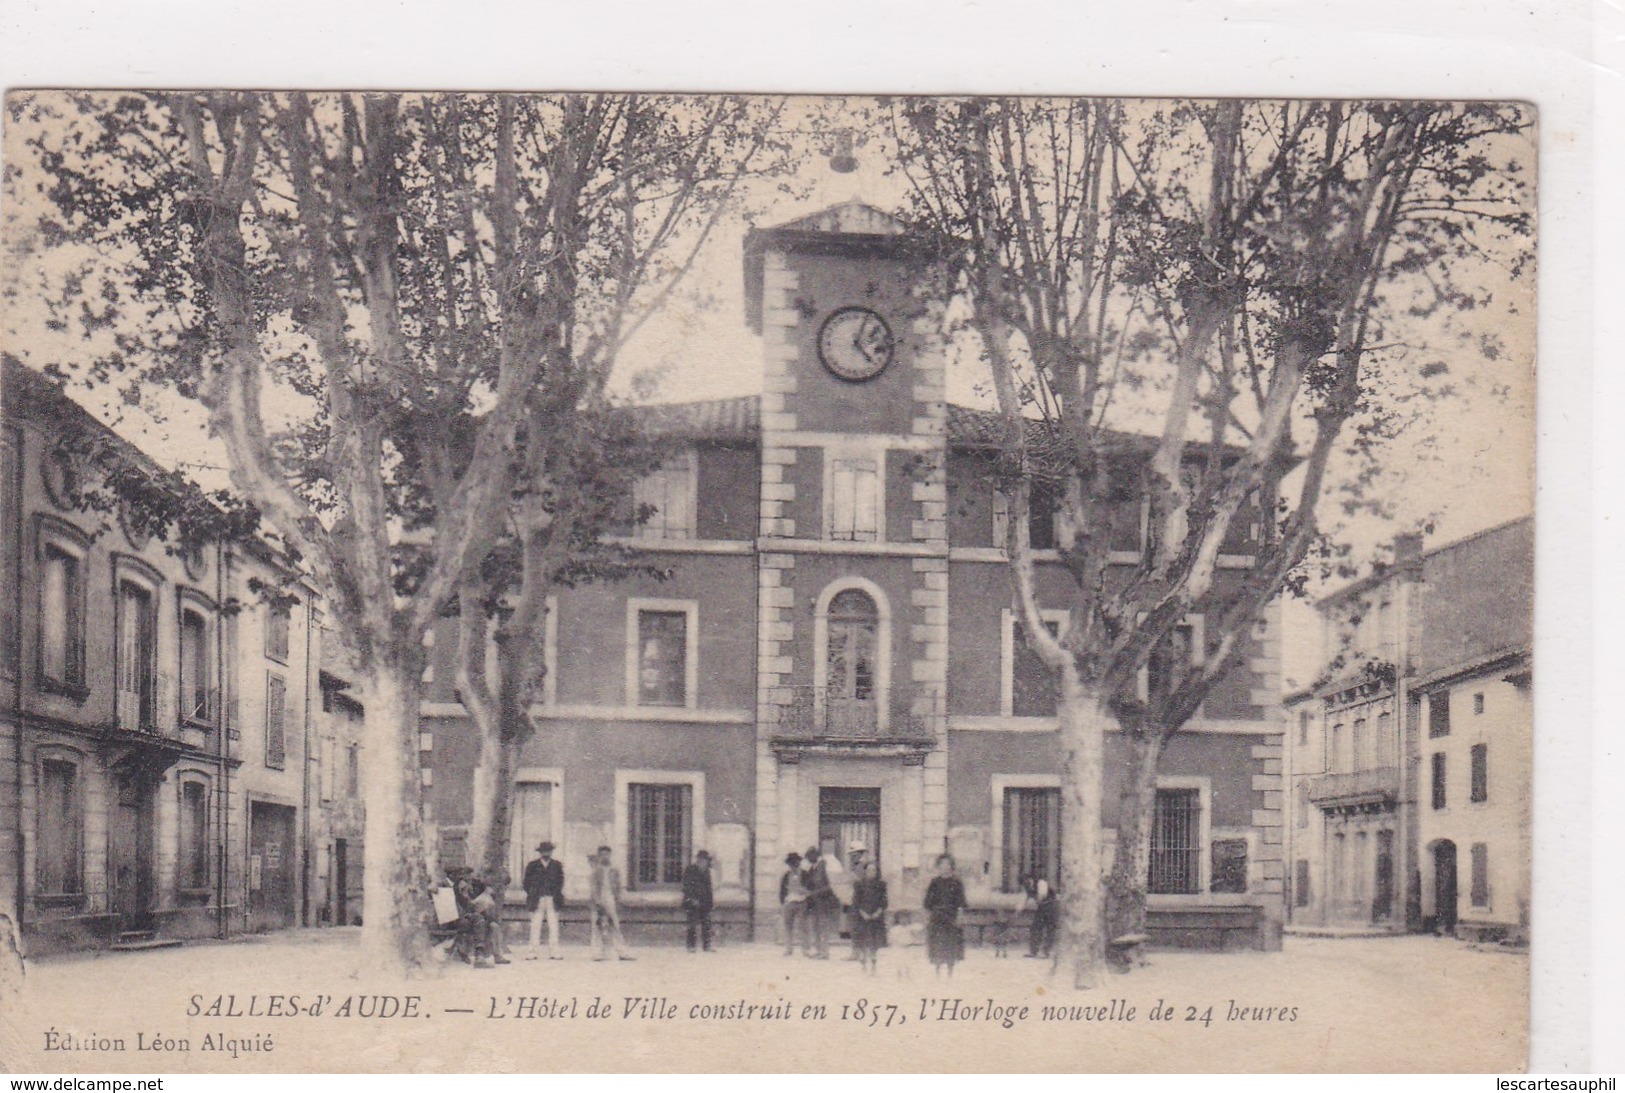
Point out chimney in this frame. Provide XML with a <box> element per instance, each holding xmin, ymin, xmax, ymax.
<box><xmin>1393</xmin><ymin>532</ymin><xmax>1424</xmax><ymax>576</ymax></box>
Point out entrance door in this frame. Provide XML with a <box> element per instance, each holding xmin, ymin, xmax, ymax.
<box><xmin>109</xmin><ymin>770</ymin><xmax>154</xmax><ymax>922</ymax></box>
<box><xmin>818</xmin><ymin>786</ymin><xmax>880</xmax><ymax>874</ymax></box>
<box><xmin>1374</xmin><ymin>829</ymin><xmax>1395</xmax><ymax>922</ymax></box>
<box><xmin>1433</xmin><ymin>840</ymin><xmax>1458</xmax><ymax>933</ymax></box>
<box><xmin>248</xmin><ymin>802</ymin><xmax>298</xmax><ymax>932</ymax></box>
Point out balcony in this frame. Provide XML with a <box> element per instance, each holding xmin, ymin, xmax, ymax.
<box><xmin>1308</xmin><ymin>766</ymin><xmax>1400</xmax><ymax>812</ymax></box>
<box><xmin>769</xmin><ymin>685</ymin><xmax>937</xmax><ymax>757</ymax></box>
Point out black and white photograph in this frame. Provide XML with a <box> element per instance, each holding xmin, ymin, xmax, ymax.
<box><xmin>0</xmin><ymin>34</ymin><xmax>1586</xmax><ymax>1073</ymax></box>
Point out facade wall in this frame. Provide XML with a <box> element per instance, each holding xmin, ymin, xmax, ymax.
<box><xmin>1285</xmin><ymin>518</ymin><xmax>1532</xmax><ymax>940</ymax></box>
<box><xmin>1</xmin><ymin>377</ymin><xmax>317</xmax><ymax>955</ymax></box>
<box><xmin>421</xmin><ymin>207</ymin><xmax>1288</xmax><ymax>950</ymax></box>
<box><xmin>1416</xmin><ymin>674</ymin><xmax>1532</xmax><ymax>937</ymax></box>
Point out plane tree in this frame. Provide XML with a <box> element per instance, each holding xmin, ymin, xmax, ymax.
<box><xmin>7</xmin><ymin>90</ymin><xmax>786</xmax><ymax>973</ymax></box>
<box><xmin>890</xmin><ymin>97</ymin><xmax>1532</xmax><ymax>987</ymax></box>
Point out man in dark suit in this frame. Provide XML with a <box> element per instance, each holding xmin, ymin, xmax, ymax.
<box><xmin>681</xmin><ymin>850</ymin><xmax>715</xmax><ymax>953</ymax></box>
<box><xmin>522</xmin><ymin>841</ymin><xmax>565</xmax><ymax>960</ymax></box>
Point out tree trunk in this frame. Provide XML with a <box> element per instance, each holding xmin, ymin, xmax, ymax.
<box><xmin>468</xmin><ymin>688</ymin><xmax>532</xmax><ymax>888</ymax></box>
<box><xmin>1105</xmin><ymin>729</ymin><xmax>1166</xmax><ymax>965</ymax></box>
<box><xmin>1054</xmin><ymin>666</ymin><xmax>1109</xmax><ymax>989</ymax></box>
<box><xmin>356</xmin><ymin>658</ymin><xmax>433</xmax><ymax>977</ymax></box>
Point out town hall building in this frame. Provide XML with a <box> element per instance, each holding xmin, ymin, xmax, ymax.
<box><xmin>420</xmin><ymin>203</ymin><xmax>1289</xmax><ymax>950</ymax></box>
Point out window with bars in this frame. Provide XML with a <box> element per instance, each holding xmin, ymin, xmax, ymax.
<box><xmin>265</xmin><ymin>672</ymin><xmax>287</xmax><ymax>769</ymax></box>
<box><xmin>1002</xmin><ymin>786</ymin><xmax>1060</xmax><ymax>891</ymax></box>
<box><xmin>180</xmin><ymin>780</ymin><xmax>210</xmax><ymax>890</ymax></box>
<box><xmin>829</xmin><ymin>458</ymin><xmax>880</xmax><ymax>542</ymax></box>
<box><xmin>179</xmin><ymin>607</ymin><xmax>212</xmax><ymax>724</ymax></box>
<box><xmin>628</xmin><ymin>782</ymin><xmax>691</xmax><ymax>888</ymax></box>
<box><xmin>116</xmin><ymin>581</ymin><xmax>156</xmax><ymax>732</ymax></box>
<box><xmin>1428</xmin><ymin>692</ymin><xmax>1451</xmax><ymax>737</ymax></box>
<box><xmin>1470</xmin><ymin>842</ymin><xmax>1490</xmax><ymax>907</ymax></box>
<box><xmin>266</xmin><ymin>603</ymin><xmax>291</xmax><ymax>663</ymax></box>
<box><xmin>1470</xmin><ymin>744</ymin><xmax>1488</xmax><ymax>803</ymax></box>
<box><xmin>636</xmin><ymin>610</ymin><xmax>688</xmax><ymax>707</ymax></box>
<box><xmin>633</xmin><ymin>454</ymin><xmax>696</xmax><ymax>540</ymax></box>
<box><xmin>1148</xmin><ymin>788</ymin><xmax>1202</xmax><ymax>894</ymax></box>
<box><xmin>1431</xmin><ymin>751</ymin><xmax>1447</xmax><ymax>810</ymax></box>
<box><xmin>37</xmin><ymin>759</ymin><xmax>82</xmax><ymax>895</ymax></box>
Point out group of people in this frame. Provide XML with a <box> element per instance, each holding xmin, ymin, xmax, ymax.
<box><xmin>442</xmin><ymin>839</ymin><xmax>721</xmax><ymax>967</ymax></box>
<box><xmin>440</xmin><ymin>840</ymin><xmax>1058</xmax><ymax>974</ymax></box>
<box><xmin>777</xmin><ymin>843</ymin><xmax>890</xmax><ymax>973</ymax></box>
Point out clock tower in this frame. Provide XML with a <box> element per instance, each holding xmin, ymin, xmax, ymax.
<box><xmin>743</xmin><ymin>202</ymin><xmax>952</xmax><ymax>925</ymax></box>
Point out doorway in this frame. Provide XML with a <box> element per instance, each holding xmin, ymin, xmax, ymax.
<box><xmin>818</xmin><ymin>786</ymin><xmax>880</xmax><ymax>874</ymax></box>
<box><xmin>109</xmin><ymin>769</ymin><xmax>154</xmax><ymax>924</ymax></box>
<box><xmin>249</xmin><ymin>801</ymin><xmax>298</xmax><ymax>932</ymax></box>
<box><xmin>1432</xmin><ymin>840</ymin><xmax>1458</xmax><ymax>934</ymax></box>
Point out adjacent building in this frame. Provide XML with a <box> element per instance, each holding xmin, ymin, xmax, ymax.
<box><xmin>1</xmin><ymin>358</ymin><xmax>326</xmax><ymax>954</ymax></box>
<box><xmin>422</xmin><ymin>203</ymin><xmax>1289</xmax><ymax>950</ymax></box>
<box><xmin>1285</xmin><ymin>517</ymin><xmax>1532</xmax><ymax>941</ymax></box>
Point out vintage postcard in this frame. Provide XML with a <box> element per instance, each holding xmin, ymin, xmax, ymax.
<box><xmin>0</xmin><ymin>89</ymin><xmax>1537</xmax><ymax>1073</ymax></box>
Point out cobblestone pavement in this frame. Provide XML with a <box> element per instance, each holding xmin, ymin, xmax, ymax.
<box><xmin>8</xmin><ymin>929</ymin><xmax>1527</xmax><ymax>1073</ymax></box>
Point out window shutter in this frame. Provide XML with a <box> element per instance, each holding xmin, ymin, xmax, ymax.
<box><xmin>265</xmin><ymin>673</ymin><xmax>287</xmax><ymax>768</ymax></box>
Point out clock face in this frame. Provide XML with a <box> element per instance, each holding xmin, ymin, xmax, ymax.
<box><xmin>817</xmin><ymin>307</ymin><xmax>894</xmax><ymax>382</ymax></box>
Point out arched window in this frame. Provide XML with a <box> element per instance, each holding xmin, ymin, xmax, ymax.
<box><xmin>826</xmin><ymin>590</ymin><xmax>878</xmax><ymax>733</ymax></box>
<box><xmin>813</xmin><ymin>580</ymin><xmax>891</xmax><ymax>736</ymax></box>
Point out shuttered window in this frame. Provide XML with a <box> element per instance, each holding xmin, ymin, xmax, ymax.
<box><xmin>628</xmin><ymin>782</ymin><xmax>691</xmax><ymax>888</ymax></box>
<box><xmin>179</xmin><ymin>608</ymin><xmax>212</xmax><ymax>723</ymax></box>
<box><xmin>1470</xmin><ymin>842</ymin><xmax>1490</xmax><ymax>907</ymax></box>
<box><xmin>116</xmin><ymin>581</ymin><xmax>156</xmax><ymax>732</ymax></box>
<box><xmin>633</xmin><ymin>454</ymin><xmax>696</xmax><ymax>540</ymax></box>
<box><xmin>1470</xmin><ymin>744</ymin><xmax>1488</xmax><ymax>803</ymax></box>
<box><xmin>1431</xmin><ymin>752</ymin><xmax>1447</xmax><ymax>810</ymax></box>
<box><xmin>829</xmin><ymin>458</ymin><xmax>880</xmax><ymax>542</ymax></box>
<box><xmin>1428</xmin><ymin>692</ymin><xmax>1451</xmax><ymax>737</ymax></box>
<box><xmin>266</xmin><ymin>603</ymin><xmax>291</xmax><ymax>662</ymax></box>
<box><xmin>265</xmin><ymin>673</ymin><xmax>287</xmax><ymax>769</ymax></box>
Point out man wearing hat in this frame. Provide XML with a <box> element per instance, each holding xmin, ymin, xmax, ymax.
<box><xmin>680</xmin><ymin>850</ymin><xmax>715</xmax><ymax>953</ymax></box>
<box><xmin>522</xmin><ymin>840</ymin><xmax>565</xmax><ymax>960</ymax></box>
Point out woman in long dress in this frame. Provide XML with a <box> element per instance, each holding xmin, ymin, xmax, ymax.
<box><xmin>850</xmin><ymin>861</ymin><xmax>889</xmax><ymax>975</ymax></box>
<box><xmin>923</xmin><ymin>854</ymin><xmax>967</xmax><ymax>977</ymax></box>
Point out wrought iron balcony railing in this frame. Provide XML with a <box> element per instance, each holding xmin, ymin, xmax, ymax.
<box><xmin>1307</xmin><ymin>766</ymin><xmax>1400</xmax><ymax>808</ymax></box>
<box><xmin>770</xmin><ymin>685</ymin><xmax>936</xmax><ymax>744</ymax></box>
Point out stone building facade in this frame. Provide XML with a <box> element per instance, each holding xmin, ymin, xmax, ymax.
<box><xmin>421</xmin><ymin>204</ymin><xmax>1288</xmax><ymax>949</ymax></box>
<box><xmin>2</xmin><ymin>359</ymin><xmax>321</xmax><ymax>954</ymax></box>
<box><xmin>1285</xmin><ymin>517</ymin><xmax>1532</xmax><ymax>940</ymax></box>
